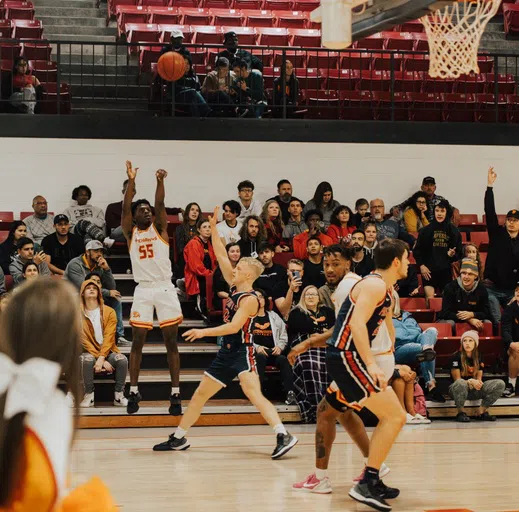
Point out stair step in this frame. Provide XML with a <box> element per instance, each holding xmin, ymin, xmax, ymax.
<box><xmin>118</xmin><ymin>343</ymin><xmax>218</xmax><ymax>355</ymax></box>
<box><xmin>66</xmin><ymin>73</ymin><xmax>143</xmax><ymax>86</ymax></box>
<box><xmin>52</xmin><ymin>44</ymin><xmax>129</xmax><ymax>57</ymax></box>
<box><xmin>68</xmin><ymin>83</ymin><xmax>148</xmax><ymax>98</ymax></box>
<box><xmin>44</xmin><ymin>25</ymin><xmax>115</xmax><ymax>35</ymax></box>
<box><xmin>35</xmin><ymin>6</ymin><xmax>104</xmax><ymax>17</ymax></box>
<box><xmin>34</xmin><ymin>0</ymin><xmax>99</xmax><ymax>7</ymax></box>
<box><xmin>72</xmin><ymin>106</ymin><xmax>154</xmax><ymax>115</ymax></box>
<box><xmin>48</xmin><ymin>34</ymin><xmax>116</xmax><ymax>42</ymax></box>
<box><xmin>39</xmin><ymin>15</ymin><xmax>107</xmax><ymax>27</ymax></box>
<box><xmin>60</xmin><ymin>63</ymin><xmax>139</xmax><ymax>74</ymax></box>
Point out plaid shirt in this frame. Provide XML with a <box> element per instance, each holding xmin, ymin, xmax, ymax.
<box><xmin>24</xmin><ymin>214</ymin><xmax>54</xmax><ymax>245</ymax></box>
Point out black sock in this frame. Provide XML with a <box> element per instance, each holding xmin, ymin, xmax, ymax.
<box><xmin>360</xmin><ymin>466</ymin><xmax>380</xmax><ymax>484</ymax></box>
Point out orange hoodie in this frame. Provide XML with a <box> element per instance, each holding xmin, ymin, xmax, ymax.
<box><xmin>80</xmin><ymin>279</ymin><xmax>119</xmax><ymax>358</ymax></box>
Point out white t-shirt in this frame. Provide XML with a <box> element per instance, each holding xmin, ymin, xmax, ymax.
<box><xmin>85</xmin><ymin>307</ymin><xmax>103</xmax><ymax>345</ymax></box>
<box><xmin>237</xmin><ymin>198</ymin><xmax>262</xmax><ymax>220</ymax></box>
<box><xmin>217</xmin><ymin>220</ymin><xmax>242</xmax><ymax>244</ymax></box>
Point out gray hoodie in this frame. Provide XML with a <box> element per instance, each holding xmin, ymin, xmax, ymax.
<box><xmin>9</xmin><ymin>254</ymin><xmax>51</xmax><ymax>285</ymax></box>
<box><xmin>63</xmin><ymin>202</ymin><xmax>105</xmax><ymax>231</ymax></box>
<box><xmin>64</xmin><ymin>254</ymin><xmax>115</xmax><ymax>299</ymax></box>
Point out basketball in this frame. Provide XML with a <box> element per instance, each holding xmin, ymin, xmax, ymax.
<box><xmin>157</xmin><ymin>51</ymin><xmax>186</xmax><ymax>82</ymax></box>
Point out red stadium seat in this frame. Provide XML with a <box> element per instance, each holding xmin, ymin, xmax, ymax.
<box><xmin>291</xmin><ymin>0</ymin><xmax>319</xmax><ymax>11</ymax></box>
<box><xmin>355</xmin><ymin>33</ymin><xmax>384</xmax><ymax>50</ymax></box>
<box><xmin>273</xmin><ymin>251</ymin><xmax>294</xmax><ymax>267</ymax></box>
<box><xmin>0</xmin><ymin>42</ymin><xmax>22</xmax><ymax>60</ymax></box>
<box><xmin>193</xmin><ymin>25</ymin><xmax>223</xmax><ymax>43</ymax></box>
<box><xmin>288</xmin><ymin>27</ymin><xmax>320</xmax><ymax>47</ymax></box>
<box><xmin>504</xmin><ymin>3</ymin><xmax>519</xmax><ymax>36</ymax></box>
<box><xmin>159</xmin><ymin>24</ymin><xmax>193</xmax><ymax>43</ymax></box>
<box><xmin>117</xmin><ymin>6</ymin><xmax>149</xmax><ymax>36</ymax></box>
<box><xmin>257</xmin><ymin>26</ymin><xmax>289</xmax><ymax>45</ymax></box>
<box><xmin>222</xmin><ymin>25</ymin><xmax>257</xmax><ymax>44</ymax></box>
<box><xmin>324</xmin><ymin>69</ymin><xmax>360</xmax><ymax>91</ymax></box>
<box><xmin>412</xmin><ymin>32</ymin><xmax>429</xmax><ymax>51</ymax></box>
<box><xmin>458</xmin><ymin>214</ymin><xmax>479</xmax><ymax>225</ymax></box>
<box><xmin>125</xmin><ymin>23</ymin><xmax>160</xmax><ymax>53</ymax></box>
<box><xmin>243</xmin><ymin>8</ymin><xmax>275</xmax><ymax>26</ymax></box>
<box><xmin>251</xmin><ymin>48</ymin><xmax>273</xmax><ymax>66</ymax></box>
<box><xmin>5</xmin><ymin>275</ymin><xmax>13</xmax><ymax>292</ymax></box>
<box><xmin>275</xmin><ymin>10</ymin><xmax>307</xmax><ymax>28</ymax></box>
<box><xmin>28</xmin><ymin>60</ymin><xmax>57</xmax><ymax>82</ymax></box>
<box><xmin>211</xmin><ymin>8</ymin><xmax>244</xmax><ymax>25</ymax></box>
<box><xmin>482</xmin><ymin>213</ymin><xmax>507</xmax><ymax>225</ymax></box>
<box><xmin>264</xmin><ymin>0</ymin><xmax>292</xmax><ymax>9</ymax></box>
<box><xmin>0</xmin><ymin>231</ymin><xmax>8</xmax><ymax>243</ymax></box>
<box><xmin>358</xmin><ymin>69</ymin><xmax>391</xmax><ymax>91</ymax></box>
<box><xmin>400</xmin><ymin>297</ymin><xmax>434</xmax><ymax>322</ymax></box>
<box><xmin>476</xmin><ymin>56</ymin><xmax>494</xmax><ymax>74</ymax></box>
<box><xmin>0</xmin><ymin>212</ymin><xmax>14</xmax><ymax>223</ymax></box>
<box><xmin>372</xmin><ymin>52</ymin><xmax>404</xmax><ymax>71</ymax></box>
<box><xmin>262</xmin><ymin>66</ymin><xmax>276</xmax><ymax>88</ymax></box>
<box><xmin>306</xmin><ymin>50</ymin><xmax>338</xmax><ymax>69</ymax></box>
<box><xmin>399</xmin><ymin>19</ymin><xmax>424</xmax><ymax>33</ymax></box>
<box><xmin>202</xmin><ymin>0</ymin><xmax>231</xmax><ymax>8</ymax></box>
<box><xmin>179</xmin><ymin>7</ymin><xmax>212</xmax><ymax>25</ymax></box>
<box><xmin>305</xmin><ymin>89</ymin><xmax>340</xmax><ymax>119</ymax></box>
<box><xmin>443</xmin><ymin>93</ymin><xmax>476</xmax><ymax>122</ymax></box>
<box><xmin>139</xmin><ymin>45</ymin><xmax>162</xmax><ymax>72</ymax></box>
<box><xmin>408</xmin><ymin>92</ymin><xmax>444</xmax><ymax>122</ymax></box>
<box><xmin>189</xmin><ymin>47</ymin><xmax>208</xmax><ymax>64</ymax></box>
<box><xmin>373</xmin><ymin>91</ymin><xmax>411</xmax><ymax>121</ymax></box>
<box><xmin>423</xmin><ymin>75</ymin><xmax>457</xmax><ymax>94</ymax></box>
<box><xmin>483</xmin><ymin>73</ymin><xmax>516</xmax><ymax>95</ymax></box>
<box><xmin>470</xmin><ymin>231</ymin><xmax>489</xmax><ymax>250</ymax></box>
<box><xmin>384</xmin><ymin>32</ymin><xmax>415</xmax><ymax>51</ymax></box>
<box><xmin>171</xmin><ymin>0</ymin><xmax>199</xmax><ymax>6</ymax></box>
<box><xmin>108</xmin><ymin>0</ymin><xmax>138</xmax><ymax>20</ymax></box>
<box><xmin>404</xmin><ymin>54</ymin><xmax>430</xmax><ymax>72</ymax></box>
<box><xmin>419</xmin><ymin>323</ymin><xmax>453</xmax><ymax>338</ymax></box>
<box><xmin>340</xmin><ymin>90</ymin><xmax>375</xmax><ymax>120</ymax></box>
<box><xmin>5</xmin><ymin>1</ymin><xmax>35</xmax><ymax>20</ymax></box>
<box><xmin>12</xmin><ymin>19</ymin><xmax>43</xmax><ymax>39</ymax></box>
<box><xmin>273</xmin><ymin>49</ymin><xmax>306</xmax><ymax>67</ymax></box>
<box><xmin>393</xmin><ymin>71</ymin><xmax>424</xmax><ymax>92</ymax></box>
<box><xmin>339</xmin><ymin>51</ymin><xmax>371</xmax><ymax>70</ymax></box>
<box><xmin>1</xmin><ymin>58</ymin><xmax>13</xmax><ymax>72</ymax></box>
<box><xmin>455</xmin><ymin>74</ymin><xmax>487</xmax><ymax>94</ymax></box>
<box><xmin>455</xmin><ymin>322</ymin><xmax>494</xmax><ymax>338</ymax></box>
<box><xmin>294</xmin><ymin>67</ymin><xmax>322</xmax><ymax>89</ymax></box>
<box><xmin>141</xmin><ymin>0</ymin><xmax>168</xmax><ymax>6</ymax></box>
<box><xmin>39</xmin><ymin>83</ymin><xmax>71</xmax><ymax>114</ymax></box>
<box><xmin>148</xmin><ymin>6</ymin><xmax>181</xmax><ymax>24</ymax></box>
<box><xmin>22</xmin><ymin>43</ymin><xmax>51</xmax><ymax>61</ymax></box>
<box><xmin>234</xmin><ymin>0</ymin><xmax>264</xmax><ymax>9</ymax></box>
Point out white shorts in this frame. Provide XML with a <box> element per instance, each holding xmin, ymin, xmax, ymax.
<box><xmin>130</xmin><ymin>281</ymin><xmax>183</xmax><ymax>330</ymax></box>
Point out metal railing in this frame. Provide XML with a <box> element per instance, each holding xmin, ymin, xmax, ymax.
<box><xmin>1</xmin><ymin>39</ymin><xmax>519</xmax><ymax>121</ymax></box>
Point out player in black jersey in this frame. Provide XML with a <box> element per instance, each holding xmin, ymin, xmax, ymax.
<box><xmin>153</xmin><ymin>207</ymin><xmax>298</xmax><ymax>459</ymax></box>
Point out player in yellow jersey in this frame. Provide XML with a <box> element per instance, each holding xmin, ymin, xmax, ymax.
<box><xmin>122</xmin><ymin>161</ymin><xmax>183</xmax><ymax>416</ymax></box>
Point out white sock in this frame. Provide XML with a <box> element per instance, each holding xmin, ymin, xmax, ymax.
<box><xmin>174</xmin><ymin>427</ymin><xmax>187</xmax><ymax>439</ymax></box>
<box><xmin>509</xmin><ymin>377</ymin><xmax>517</xmax><ymax>387</ymax></box>
<box><xmin>171</xmin><ymin>387</ymin><xmax>180</xmax><ymax>395</ymax></box>
<box><xmin>130</xmin><ymin>386</ymin><xmax>138</xmax><ymax>394</ymax></box>
<box><xmin>273</xmin><ymin>423</ymin><xmax>287</xmax><ymax>436</ymax></box>
<box><xmin>115</xmin><ymin>391</ymin><xmax>124</xmax><ymax>398</ymax></box>
<box><xmin>315</xmin><ymin>468</ymin><xmax>327</xmax><ymax>479</ymax></box>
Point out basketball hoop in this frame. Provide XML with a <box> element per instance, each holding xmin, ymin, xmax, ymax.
<box><xmin>421</xmin><ymin>0</ymin><xmax>502</xmax><ymax>79</ymax></box>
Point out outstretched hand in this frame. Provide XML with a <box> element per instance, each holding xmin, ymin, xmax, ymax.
<box><xmin>126</xmin><ymin>160</ymin><xmax>139</xmax><ymax>180</ymax></box>
<box><xmin>209</xmin><ymin>206</ymin><xmax>220</xmax><ymax>230</ymax></box>
<box><xmin>487</xmin><ymin>166</ymin><xmax>497</xmax><ymax>186</ymax></box>
<box><xmin>156</xmin><ymin>169</ymin><xmax>168</xmax><ymax>181</ymax></box>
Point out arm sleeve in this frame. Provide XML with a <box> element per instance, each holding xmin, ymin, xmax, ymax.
<box><xmin>484</xmin><ymin>187</ymin><xmax>499</xmax><ymax>235</ymax></box>
<box><xmin>64</xmin><ymin>261</ymin><xmax>84</xmax><ymax>290</ymax></box>
<box><xmin>403</xmin><ymin>209</ymin><xmax>418</xmax><ymax>234</ymax></box>
<box><xmin>438</xmin><ymin>285</ymin><xmax>459</xmax><ymax>321</ymax></box>
<box><xmin>184</xmin><ymin>241</ymin><xmax>212</xmax><ymax>277</ymax></box>
<box><xmin>475</xmin><ymin>286</ymin><xmax>491</xmax><ymax>321</ymax></box>
<box><xmin>39</xmin><ymin>262</ymin><xmax>51</xmax><ymax>277</ymax></box>
<box><xmin>501</xmin><ymin>307</ymin><xmax>515</xmax><ymax>349</ymax></box>
<box><xmin>273</xmin><ymin>313</ymin><xmax>288</xmax><ymax>351</ymax></box>
<box><xmin>101</xmin><ymin>270</ymin><xmax>116</xmax><ymax>298</ymax></box>
<box><xmin>293</xmin><ymin>234</ymin><xmax>307</xmax><ymax>260</ymax></box>
<box><xmin>100</xmin><ymin>307</ymin><xmax>118</xmax><ymax>357</ymax></box>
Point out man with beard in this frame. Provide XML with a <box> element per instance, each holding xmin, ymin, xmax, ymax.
<box><xmin>369</xmin><ymin>199</ymin><xmax>414</xmax><ymax>246</ymax></box>
<box><xmin>268</xmin><ymin>179</ymin><xmax>297</xmax><ymax>224</ymax></box>
<box><xmin>350</xmin><ymin>230</ymin><xmax>375</xmax><ymax>278</ymax></box>
<box><xmin>255</xmin><ymin>243</ymin><xmax>287</xmax><ymax>298</ymax></box>
<box><xmin>317</xmin><ymin>245</ymin><xmax>353</xmax><ymax>310</ymax></box>
<box><xmin>216</xmin><ymin>31</ymin><xmax>263</xmax><ymax>72</ymax></box>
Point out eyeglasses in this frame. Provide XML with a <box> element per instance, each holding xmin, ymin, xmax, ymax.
<box><xmin>33</xmin><ymin>201</ymin><xmax>47</xmax><ymax>206</ymax></box>
<box><xmin>416</xmin><ymin>200</ymin><xmax>427</xmax><ymax>205</ymax></box>
<box><xmin>240</xmin><ymin>189</ymin><xmax>253</xmax><ymax>193</ymax></box>
<box><xmin>305</xmin><ymin>293</ymin><xmax>319</xmax><ymax>297</ymax></box>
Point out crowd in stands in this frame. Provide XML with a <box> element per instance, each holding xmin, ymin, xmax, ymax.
<box><xmin>0</xmin><ymin>166</ymin><xmax>518</xmax><ymax>422</ymax></box>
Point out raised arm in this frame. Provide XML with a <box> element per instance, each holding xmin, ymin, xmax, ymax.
<box><xmin>210</xmin><ymin>206</ymin><xmax>234</xmax><ymax>285</ymax></box>
<box><xmin>122</xmin><ymin>161</ymin><xmax>138</xmax><ymax>241</ymax></box>
<box><xmin>154</xmin><ymin>169</ymin><xmax>168</xmax><ymax>239</ymax></box>
<box><xmin>484</xmin><ymin>166</ymin><xmax>499</xmax><ymax>234</ymax></box>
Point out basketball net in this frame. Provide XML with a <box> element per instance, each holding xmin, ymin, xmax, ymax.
<box><xmin>421</xmin><ymin>0</ymin><xmax>502</xmax><ymax>79</ymax></box>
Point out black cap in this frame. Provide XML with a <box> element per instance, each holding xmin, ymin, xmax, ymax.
<box><xmin>506</xmin><ymin>209</ymin><xmax>519</xmax><ymax>220</ymax></box>
<box><xmin>422</xmin><ymin>176</ymin><xmax>436</xmax><ymax>185</ymax></box>
<box><xmin>53</xmin><ymin>214</ymin><xmax>69</xmax><ymax>224</ymax></box>
<box><xmin>224</xmin><ymin>31</ymin><xmax>237</xmax><ymax>39</ymax></box>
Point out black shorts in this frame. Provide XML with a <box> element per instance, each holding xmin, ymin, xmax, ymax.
<box><xmin>325</xmin><ymin>345</ymin><xmax>380</xmax><ymax>412</ymax></box>
<box><xmin>205</xmin><ymin>344</ymin><xmax>257</xmax><ymax>387</ymax></box>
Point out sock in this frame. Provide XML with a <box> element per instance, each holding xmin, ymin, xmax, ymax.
<box><xmin>115</xmin><ymin>391</ymin><xmax>123</xmax><ymax>398</ymax></box>
<box><xmin>171</xmin><ymin>387</ymin><xmax>180</xmax><ymax>395</ymax></box>
<box><xmin>174</xmin><ymin>427</ymin><xmax>187</xmax><ymax>439</ymax></box>
<box><xmin>315</xmin><ymin>468</ymin><xmax>327</xmax><ymax>480</ymax></box>
<box><xmin>130</xmin><ymin>386</ymin><xmax>138</xmax><ymax>394</ymax></box>
<box><xmin>509</xmin><ymin>377</ymin><xmax>517</xmax><ymax>388</ymax></box>
<box><xmin>360</xmin><ymin>466</ymin><xmax>379</xmax><ymax>484</ymax></box>
<box><xmin>273</xmin><ymin>423</ymin><xmax>287</xmax><ymax>436</ymax></box>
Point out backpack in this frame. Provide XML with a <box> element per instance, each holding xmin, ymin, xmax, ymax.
<box><xmin>414</xmin><ymin>382</ymin><xmax>427</xmax><ymax>417</ymax></box>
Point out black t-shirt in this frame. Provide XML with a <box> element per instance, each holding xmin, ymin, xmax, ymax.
<box><xmin>351</xmin><ymin>251</ymin><xmax>375</xmax><ymax>278</ymax></box>
<box><xmin>41</xmin><ymin>233</ymin><xmax>84</xmax><ymax>271</ymax></box>
<box><xmin>287</xmin><ymin>306</ymin><xmax>336</xmax><ymax>347</ymax></box>
<box><xmin>255</xmin><ymin>263</ymin><xmax>287</xmax><ymax>297</ymax></box>
<box><xmin>251</xmin><ymin>313</ymin><xmax>275</xmax><ymax>349</ymax></box>
<box><xmin>273</xmin><ymin>279</ymin><xmax>302</xmax><ymax>311</ymax></box>
<box><xmin>450</xmin><ymin>352</ymin><xmax>484</xmax><ymax>381</ymax></box>
<box><xmin>303</xmin><ymin>259</ymin><xmax>326</xmax><ymax>288</ymax></box>
<box><xmin>200</xmin><ymin>238</ymin><xmax>213</xmax><ymax>271</ymax></box>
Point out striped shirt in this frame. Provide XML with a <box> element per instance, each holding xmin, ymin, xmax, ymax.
<box><xmin>24</xmin><ymin>215</ymin><xmax>55</xmax><ymax>245</ymax></box>
<box><xmin>223</xmin><ymin>286</ymin><xmax>259</xmax><ymax>347</ymax></box>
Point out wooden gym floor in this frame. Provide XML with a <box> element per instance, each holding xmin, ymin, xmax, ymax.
<box><xmin>70</xmin><ymin>420</ymin><xmax>519</xmax><ymax>512</ymax></box>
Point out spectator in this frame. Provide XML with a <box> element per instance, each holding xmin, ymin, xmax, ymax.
<box><xmin>24</xmin><ymin>195</ymin><xmax>54</xmax><ymax>245</ymax></box>
<box><xmin>232</xmin><ymin>58</ymin><xmax>266</xmax><ymax>118</ymax></box>
<box><xmin>303</xmin><ymin>181</ymin><xmax>340</xmax><ymax>228</ymax></box>
<box><xmin>391</xmin><ymin>365</ymin><xmax>431</xmax><ymax>424</ymax></box>
<box><xmin>452</xmin><ymin>243</ymin><xmax>484</xmax><ymax>281</ymax></box>
<box><xmin>160</xmin><ymin>28</ymin><xmax>191</xmax><ymax>59</ymax></box>
<box><xmin>201</xmin><ymin>57</ymin><xmax>237</xmax><ymax>116</ymax></box>
<box><xmin>484</xmin><ymin>167</ymin><xmax>519</xmax><ymax>323</ymax></box>
<box><xmin>9</xmin><ymin>237</ymin><xmax>50</xmax><ymax>284</ymax></box>
<box><xmin>255</xmin><ymin>243</ymin><xmax>287</xmax><ymax>298</ymax></box>
<box><xmin>7</xmin><ymin>56</ymin><xmax>41</xmax><ymax>114</ymax></box>
<box><xmin>318</xmin><ymin>244</ymin><xmax>352</xmax><ymax>310</ymax></box>
<box><xmin>438</xmin><ymin>258</ymin><xmax>491</xmax><ymax>332</ymax></box>
<box><xmin>414</xmin><ymin>199</ymin><xmax>462</xmax><ymax>301</ymax></box>
<box><xmin>237</xmin><ymin>215</ymin><xmax>266</xmax><ymax>257</ymax></box>
<box><xmin>237</xmin><ymin>180</ymin><xmax>262</xmax><ymax>220</ymax></box>
<box><xmin>0</xmin><ymin>266</ymin><xmax>5</xmax><ymax>296</ymax></box>
<box><xmin>261</xmin><ymin>200</ymin><xmax>288</xmax><ymax>252</ymax></box>
<box><xmin>184</xmin><ymin>218</ymin><xmax>217</xmax><ymax>320</ymax></box>
<box><xmin>79</xmin><ymin>278</ymin><xmax>129</xmax><ymax>408</ymax></box>
<box><xmin>213</xmin><ymin>242</ymin><xmax>241</xmax><ymax>302</ymax></box>
<box><xmin>395</xmin><ymin>262</ymin><xmax>420</xmax><ymax>297</ymax></box>
<box><xmin>392</xmin><ymin>291</ymin><xmax>445</xmax><ymax>403</ymax></box>
<box><xmin>175</xmin><ymin>56</ymin><xmax>211</xmax><ymax>118</ymax></box>
<box><xmin>0</xmin><ymin>221</ymin><xmax>27</xmax><ymax>274</ymax></box>
<box><xmin>41</xmin><ymin>214</ymin><xmax>84</xmax><ymax>276</ymax></box>
<box><xmin>21</xmin><ymin>261</ymin><xmax>39</xmax><ymax>282</ymax></box>
<box><xmin>369</xmin><ymin>198</ymin><xmax>413</xmax><ymax>243</ymax></box>
<box><xmin>288</xmin><ymin>285</ymin><xmax>335</xmax><ymax>423</ymax></box>
<box><xmin>252</xmin><ymin>288</ymin><xmax>295</xmax><ymax>405</ymax></box>
<box><xmin>303</xmin><ymin>237</ymin><xmax>325</xmax><ymax>288</ymax></box>
<box><xmin>175</xmin><ymin>202</ymin><xmax>201</xmax><ymax>278</ymax></box>
<box><xmin>421</xmin><ymin>176</ymin><xmax>460</xmax><ymax>225</ymax></box>
<box><xmin>216</xmin><ymin>31</ymin><xmax>263</xmax><ymax>72</ymax></box>
<box><xmin>282</xmin><ymin>197</ymin><xmax>307</xmax><ymax>244</ymax></box>
<box><xmin>269</xmin><ymin>179</ymin><xmax>296</xmax><ymax>224</ymax></box>
<box><xmin>274</xmin><ymin>258</ymin><xmax>304</xmax><ymax>318</ymax></box>
<box><xmin>64</xmin><ymin>240</ymin><xmax>128</xmax><ymax>346</ymax></box>
<box><xmin>352</xmin><ymin>198</ymin><xmax>370</xmax><ymax>227</ymax></box>
<box><xmin>403</xmin><ymin>191</ymin><xmax>430</xmax><ymax>237</ymax></box>
<box><xmin>273</xmin><ymin>60</ymin><xmax>299</xmax><ymax>118</ymax></box>
<box><xmin>502</xmin><ymin>282</ymin><xmax>519</xmax><ymax>397</ymax></box>
<box><xmin>293</xmin><ymin>210</ymin><xmax>333</xmax><ymax>260</ymax></box>
<box><xmin>326</xmin><ymin>205</ymin><xmax>355</xmax><ymax>245</ymax></box>
<box><xmin>449</xmin><ymin>330</ymin><xmax>505</xmax><ymax>422</ymax></box>
<box><xmin>363</xmin><ymin>221</ymin><xmax>378</xmax><ymax>257</ymax></box>
<box><xmin>349</xmin><ymin>229</ymin><xmax>375</xmax><ymax>277</ymax></box>
<box><xmin>217</xmin><ymin>199</ymin><xmax>242</xmax><ymax>244</ymax></box>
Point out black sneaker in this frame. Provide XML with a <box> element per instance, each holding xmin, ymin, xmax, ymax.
<box><xmin>503</xmin><ymin>382</ymin><xmax>515</xmax><ymax>398</ymax></box>
<box><xmin>456</xmin><ymin>411</ymin><xmax>471</xmax><ymax>423</ymax></box>
<box><xmin>425</xmin><ymin>387</ymin><xmax>446</xmax><ymax>403</ymax></box>
<box><xmin>285</xmin><ymin>390</ymin><xmax>297</xmax><ymax>405</ymax></box>
<box><xmin>153</xmin><ymin>434</ymin><xmax>190</xmax><ymax>452</ymax></box>
<box><xmin>474</xmin><ymin>411</ymin><xmax>497</xmax><ymax>422</ymax></box>
<box><xmin>127</xmin><ymin>391</ymin><xmax>141</xmax><ymax>415</ymax></box>
<box><xmin>169</xmin><ymin>393</ymin><xmax>182</xmax><ymax>416</ymax></box>
<box><xmin>374</xmin><ymin>480</ymin><xmax>400</xmax><ymax>500</ymax></box>
<box><xmin>349</xmin><ymin>481</ymin><xmax>392</xmax><ymax>511</ymax></box>
<box><xmin>271</xmin><ymin>432</ymin><xmax>298</xmax><ymax>459</ymax></box>
<box><xmin>416</xmin><ymin>348</ymin><xmax>436</xmax><ymax>363</ymax></box>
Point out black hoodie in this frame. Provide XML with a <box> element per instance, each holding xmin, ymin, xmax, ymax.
<box><xmin>438</xmin><ymin>277</ymin><xmax>491</xmax><ymax>322</ymax></box>
<box><xmin>502</xmin><ymin>300</ymin><xmax>519</xmax><ymax>349</ymax></box>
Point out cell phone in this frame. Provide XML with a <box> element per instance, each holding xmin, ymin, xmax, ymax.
<box><xmin>293</xmin><ymin>270</ymin><xmax>301</xmax><ymax>281</ymax></box>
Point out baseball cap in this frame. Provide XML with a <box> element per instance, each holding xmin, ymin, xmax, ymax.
<box><xmin>224</xmin><ymin>30</ymin><xmax>237</xmax><ymax>39</ymax></box>
<box><xmin>53</xmin><ymin>214</ymin><xmax>69</xmax><ymax>224</ymax></box>
<box><xmin>506</xmin><ymin>209</ymin><xmax>519</xmax><ymax>220</ymax></box>
<box><xmin>85</xmin><ymin>240</ymin><xmax>103</xmax><ymax>251</ymax></box>
<box><xmin>170</xmin><ymin>28</ymin><xmax>184</xmax><ymax>39</ymax></box>
<box><xmin>422</xmin><ymin>176</ymin><xmax>436</xmax><ymax>185</ymax></box>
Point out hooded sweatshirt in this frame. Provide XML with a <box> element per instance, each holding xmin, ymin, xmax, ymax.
<box><xmin>63</xmin><ymin>201</ymin><xmax>105</xmax><ymax>231</ymax></box>
<box><xmin>9</xmin><ymin>254</ymin><xmax>51</xmax><ymax>285</ymax></box>
<box><xmin>501</xmin><ymin>300</ymin><xmax>519</xmax><ymax>349</ymax></box>
<box><xmin>64</xmin><ymin>254</ymin><xmax>116</xmax><ymax>299</ymax></box>
<box><xmin>80</xmin><ymin>279</ymin><xmax>119</xmax><ymax>358</ymax></box>
<box><xmin>438</xmin><ymin>277</ymin><xmax>491</xmax><ymax>322</ymax></box>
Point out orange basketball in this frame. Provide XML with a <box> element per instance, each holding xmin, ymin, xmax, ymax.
<box><xmin>157</xmin><ymin>51</ymin><xmax>186</xmax><ymax>82</ymax></box>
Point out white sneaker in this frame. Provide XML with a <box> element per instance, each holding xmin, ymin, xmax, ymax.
<box><xmin>353</xmin><ymin>462</ymin><xmax>390</xmax><ymax>483</ymax></box>
<box><xmin>80</xmin><ymin>392</ymin><xmax>94</xmax><ymax>408</ymax></box>
<box><xmin>293</xmin><ymin>473</ymin><xmax>332</xmax><ymax>494</ymax></box>
<box><xmin>103</xmin><ymin>237</ymin><xmax>115</xmax><ymax>248</ymax></box>
<box><xmin>406</xmin><ymin>412</ymin><xmax>416</xmax><ymax>424</ymax></box>
<box><xmin>413</xmin><ymin>413</ymin><xmax>431</xmax><ymax>424</ymax></box>
<box><xmin>114</xmin><ymin>392</ymin><xmax>128</xmax><ymax>407</ymax></box>
<box><xmin>65</xmin><ymin>392</ymin><xmax>75</xmax><ymax>408</ymax></box>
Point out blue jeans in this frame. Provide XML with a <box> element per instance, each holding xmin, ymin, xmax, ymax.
<box><xmin>485</xmin><ymin>283</ymin><xmax>514</xmax><ymax>323</ymax></box>
<box><xmin>105</xmin><ymin>296</ymin><xmax>125</xmax><ymax>339</ymax></box>
<box><xmin>394</xmin><ymin>327</ymin><xmax>438</xmax><ymax>387</ymax></box>
<box><xmin>176</xmin><ymin>89</ymin><xmax>211</xmax><ymax>117</ymax></box>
